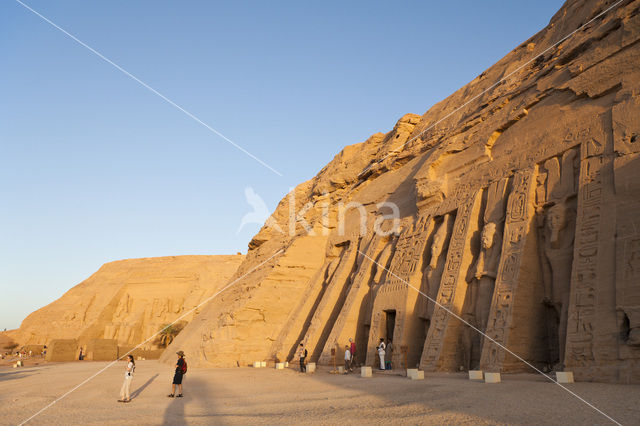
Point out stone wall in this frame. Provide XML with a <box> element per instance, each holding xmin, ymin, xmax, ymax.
<box><xmin>85</xmin><ymin>339</ymin><xmax>118</xmax><ymax>361</ymax></box>
<box><xmin>45</xmin><ymin>339</ymin><xmax>78</xmax><ymax>362</ymax></box>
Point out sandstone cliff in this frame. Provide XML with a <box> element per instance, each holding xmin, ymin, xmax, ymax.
<box><xmin>8</xmin><ymin>255</ymin><xmax>243</xmax><ymax>359</ymax></box>
<box><xmin>163</xmin><ymin>0</ymin><xmax>640</xmax><ymax>383</ymax></box>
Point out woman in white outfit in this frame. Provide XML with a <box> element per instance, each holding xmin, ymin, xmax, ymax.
<box><xmin>377</xmin><ymin>338</ymin><xmax>386</xmax><ymax>370</ymax></box>
<box><xmin>118</xmin><ymin>355</ymin><xmax>135</xmax><ymax>403</ymax></box>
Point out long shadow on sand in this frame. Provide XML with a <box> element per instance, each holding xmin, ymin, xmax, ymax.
<box><xmin>0</xmin><ymin>365</ymin><xmax>51</xmax><ymax>383</ymax></box>
<box><xmin>0</xmin><ymin>370</ymin><xmax>37</xmax><ymax>382</ymax></box>
<box><xmin>161</xmin><ymin>376</ymin><xmax>286</xmax><ymax>425</ymax></box>
<box><xmin>131</xmin><ymin>373</ymin><xmax>159</xmax><ymax>400</ymax></box>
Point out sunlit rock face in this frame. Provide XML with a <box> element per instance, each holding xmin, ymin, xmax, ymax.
<box><xmin>164</xmin><ymin>0</ymin><xmax>640</xmax><ymax>383</ymax></box>
<box><xmin>8</xmin><ymin>255</ymin><xmax>244</xmax><ymax>358</ymax></box>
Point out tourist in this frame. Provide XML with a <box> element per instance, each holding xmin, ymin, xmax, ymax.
<box><xmin>168</xmin><ymin>351</ymin><xmax>186</xmax><ymax>398</ymax></box>
<box><xmin>377</xmin><ymin>338</ymin><xmax>386</xmax><ymax>370</ymax></box>
<box><xmin>297</xmin><ymin>343</ymin><xmax>307</xmax><ymax>373</ymax></box>
<box><xmin>349</xmin><ymin>338</ymin><xmax>356</xmax><ymax>371</ymax></box>
<box><xmin>118</xmin><ymin>355</ymin><xmax>135</xmax><ymax>403</ymax></box>
<box><xmin>344</xmin><ymin>345</ymin><xmax>351</xmax><ymax>374</ymax></box>
<box><xmin>386</xmin><ymin>339</ymin><xmax>393</xmax><ymax>370</ymax></box>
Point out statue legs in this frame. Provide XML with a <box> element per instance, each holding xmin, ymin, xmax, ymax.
<box><xmin>626</xmin><ymin>308</ymin><xmax>640</xmax><ymax>346</ymax></box>
<box><xmin>475</xmin><ymin>276</ymin><xmax>495</xmax><ymax>332</ymax></box>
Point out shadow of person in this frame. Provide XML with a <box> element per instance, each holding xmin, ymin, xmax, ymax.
<box><xmin>162</xmin><ymin>392</ymin><xmax>187</xmax><ymax>426</ymax></box>
<box><xmin>131</xmin><ymin>373</ymin><xmax>159</xmax><ymax>400</ymax></box>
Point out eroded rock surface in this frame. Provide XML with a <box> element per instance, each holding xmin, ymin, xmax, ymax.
<box><xmin>7</xmin><ymin>255</ymin><xmax>243</xmax><ymax>359</ymax></box>
<box><xmin>164</xmin><ymin>0</ymin><xmax>640</xmax><ymax>383</ymax></box>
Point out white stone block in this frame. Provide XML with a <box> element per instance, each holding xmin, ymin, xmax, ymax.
<box><xmin>409</xmin><ymin>370</ymin><xmax>424</xmax><ymax>380</ymax></box>
<box><xmin>556</xmin><ymin>371</ymin><xmax>574</xmax><ymax>383</ymax></box>
<box><xmin>361</xmin><ymin>366</ymin><xmax>372</xmax><ymax>377</ymax></box>
<box><xmin>285</xmin><ymin>362</ymin><xmax>289</xmax><ymax>367</ymax></box>
<box><xmin>253</xmin><ymin>361</ymin><xmax>261</xmax><ymax>368</ymax></box>
<box><xmin>338</xmin><ymin>366</ymin><xmax>345</xmax><ymax>373</ymax></box>
<box><xmin>468</xmin><ymin>370</ymin><xmax>483</xmax><ymax>381</ymax></box>
<box><xmin>306</xmin><ymin>362</ymin><xmax>316</xmax><ymax>373</ymax></box>
<box><xmin>260</xmin><ymin>361</ymin><xmax>267</xmax><ymax>368</ymax></box>
<box><xmin>407</xmin><ymin>369</ymin><xmax>424</xmax><ymax>380</ymax></box>
<box><xmin>484</xmin><ymin>372</ymin><xmax>501</xmax><ymax>383</ymax></box>
<box><xmin>275</xmin><ymin>363</ymin><xmax>285</xmax><ymax>370</ymax></box>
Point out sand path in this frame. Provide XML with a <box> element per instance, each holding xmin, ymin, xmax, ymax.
<box><xmin>1</xmin><ymin>360</ymin><xmax>638</xmax><ymax>425</ymax></box>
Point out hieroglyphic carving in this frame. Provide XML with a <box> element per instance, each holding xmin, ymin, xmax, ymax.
<box><xmin>480</xmin><ymin>169</ymin><xmax>536</xmax><ymax>370</ymax></box>
<box><xmin>421</xmin><ymin>191</ymin><xmax>482</xmax><ymax>370</ymax></box>
<box><xmin>381</xmin><ymin>215</ymin><xmax>430</xmax><ymax>293</ymax></box>
<box><xmin>564</xmin><ymin>146</ymin><xmax>606</xmax><ymax>367</ymax></box>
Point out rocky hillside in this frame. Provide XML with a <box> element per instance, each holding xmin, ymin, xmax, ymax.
<box><xmin>7</xmin><ymin>255</ymin><xmax>243</xmax><ymax>356</ymax></box>
<box><xmin>163</xmin><ymin>0</ymin><xmax>640</xmax><ymax>383</ymax></box>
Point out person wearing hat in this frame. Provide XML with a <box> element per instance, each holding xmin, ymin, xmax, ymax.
<box><xmin>168</xmin><ymin>351</ymin><xmax>186</xmax><ymax>398</ymax></box>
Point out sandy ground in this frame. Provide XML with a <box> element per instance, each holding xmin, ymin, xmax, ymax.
<box><xmin>1</xmin><ymin>361</ymin><xmax>638</xmax><ymax>425</ymax></box>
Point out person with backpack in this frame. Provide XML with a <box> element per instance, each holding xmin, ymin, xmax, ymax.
<box><xmin>168</xmin><ymin>351</ymin><xmax>187</xmax><ymax>398</ymax></box>
<box><xmin>118</xmin><ymin>355</ymin><xmax>135</xmax><ymax>403</ymax></box>
<box><xmin>297</xmin><ymin>343</ymin><xmax>307</xmax><ymax>373</ymax></box>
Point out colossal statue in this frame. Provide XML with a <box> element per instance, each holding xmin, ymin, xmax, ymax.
<box><xmin>541</xmin><ymin>202</ymin><xmax>576</xmax><ymax>370</ymax></box>
<box><xmin>466</xmin><ymin>222</ymin><xmax>502</xmax><ymax>333</ymax></box>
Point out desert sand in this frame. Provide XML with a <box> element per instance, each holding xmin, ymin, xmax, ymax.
<box><xmin>1</xmin><ymin>361</ymin><xmax>638</xmax><ymax>425</ymax></box>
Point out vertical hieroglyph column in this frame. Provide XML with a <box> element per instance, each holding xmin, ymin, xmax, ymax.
<box><xmin>420</xmin><ymin>191</ymin><xmax>483</xmax><ymax>371</ymax></box>
<box><xmin>564</xmin><ymin>131</ymin><xmax>617</xmax><ymax>380</ymax></box>
<box><xmin>480</xmin><ymin>168</ymin><xmax>539</xmax><ymax>372</ymax></box>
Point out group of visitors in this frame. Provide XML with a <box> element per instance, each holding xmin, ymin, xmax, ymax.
<box><xmin>297</xmin><ymin>339</ymin><xmax>359</xmax><ymax>374</ymax></box>
<box><xmin>298</xmin><ymin>338</ymin><xmax>359</xmax><ymax>374</ymax></box>
<box><xmin>117</xmin><ymin>336</ymin><xmax>395</xmax><ymax>402</ymax></box>
<box><xmin>297</xmin><ymin>337</ymin><xmax>393</xmax><ymax>374</ymax></box>
<box><xmin>117</xmin><ymin>350</ymin><xmax>187</xmax><ymax>403</ymax></box>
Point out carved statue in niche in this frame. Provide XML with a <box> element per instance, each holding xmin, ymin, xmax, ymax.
<box><xmin>119</xmin><ymin>323</ymin><xmax>135</xmax><ymax>344</ymax></box>
<box><xmin>419</xmin><ymin>214</ymin><xmax>453</xmax><ymax>320</ymax></box>
<box><xmin>540</xmin><ymin>202</ymin><xmax>576</xmax><ymax>370</ymax></box>
<box><xmin>462</xmin><ymin>178</ymin><xmax>509</xmax><ymax>370</ymax></box>
<box><xmin>621</xmin><ymin>237</ymin><xmax>640</xmax><ymax>346</ymax></box>
<box><xmin>104</xmin><ymin>323</ymin><xmax>117</xmax><ymax>339</ymax></box>
<box><xmin>466</xmin><ymin>222</ymin><xmax>503</xmax><ymax>332</ymax></box>
<box><xmin>536</xmin><ymin>149</ymin><xmax>578</xmax><ymax>370</ymax></box>
<box><xmin>114</xmin><ymin>293</ymin><xmax>131</xmax><ymax>320</ymax></box>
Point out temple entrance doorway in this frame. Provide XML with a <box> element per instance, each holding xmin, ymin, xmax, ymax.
<box><xmin>384</xmin><ymin>310</ymin><xmax>396</xmax><ymax>342</ymax></box>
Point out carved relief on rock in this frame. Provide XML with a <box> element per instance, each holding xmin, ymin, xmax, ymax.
<box><xmin>418</xmin><ymin>214</ymin><xmax>455</xmax><ymax>321</ymax></box>
<box><xmin>461</xmin><ymin>178</ymin><xmax>509</xmax><ymax>369</ymax></box>
<box><xmin>535</xmin><ymin>148</ymin><xmax>579</xmax><ymax>370</ymax></box>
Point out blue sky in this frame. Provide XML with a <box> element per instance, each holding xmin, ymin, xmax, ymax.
<box><xmin>0</xmin><ymin>0</ymin><xmax>563</xmax><ymax>329</ymax></box>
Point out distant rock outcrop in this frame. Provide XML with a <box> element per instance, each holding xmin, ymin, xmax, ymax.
<box><xmin>163</xmin><ymin>0</ymin><xmax>640</xmax><ymax>383</ymax></box>
<box><xmin>7</xmin><ymin>255</ymin><xmax>243</xmax><ymax>359</ymax></box>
